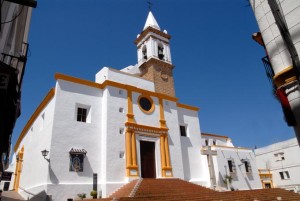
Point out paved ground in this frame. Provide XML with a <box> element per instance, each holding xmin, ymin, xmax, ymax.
<box><xmin>1</xmin><ymin>191</ymin><xmax>24</xmax><ymax>201</ymax></box>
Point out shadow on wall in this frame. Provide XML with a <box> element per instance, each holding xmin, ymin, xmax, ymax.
<box><xmin>29</xmin><ymin>190</ymin><xmax>52</xmax><ymax>201</ymax></box>
<box><xmin>247</xmin><ymin>173</ymin><xmax>254</xmax><ymax>181</ymax></box>
<box><xmin>218</xmin><ymin>172</ymin><xmax>228</xmax><ymax>189</ymax></box>
<box><xmin>180</xmin><ymin>137</ymin><xmax>192</xmax><ymax>180</ymax></box>
<box><xmin>76</xmin><ymin>156</ymin><xmax>94</xmax><ymax>178</ymax></box>
<box><xmin>49</xmin><ymin>165</ymin><xmax>59</xmax><ymax>184</ymax></box>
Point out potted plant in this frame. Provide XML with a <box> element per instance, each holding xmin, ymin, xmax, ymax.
<box><xmin>90</xmin><ymin>190</ymin><xmax>97</xmax><ymax>199</ymax></box>
<box><xmin>223</xmin><ymin>174</ymin><xmax>233</xmax><ymax>190</ymax></box>
<box><xmin>223</xmin><ymin>174</ymin><xmax>232</xmax><ymax>184</ymax></box>
<box><xmin>77</xmin><ymin>193</ymin><xmax>86</xmax><ymax>200</ymax></box>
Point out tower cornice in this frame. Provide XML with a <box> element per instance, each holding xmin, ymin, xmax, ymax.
<box><xmin>139</xmin><ymin>57</ymin><xmax>174</xmax><ymax>70</ymax></box>
<box><xmin>135</xmin><ymin>26</ymin><xmax>171</xmax><ymax>45</ymax></box>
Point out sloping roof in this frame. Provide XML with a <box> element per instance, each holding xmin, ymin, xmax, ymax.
<box><xmin>88</xmin><ymin>178</ymin><xmax>300</xmax><ymax>201</ymax></box>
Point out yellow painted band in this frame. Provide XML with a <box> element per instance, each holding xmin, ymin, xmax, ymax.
<box><xmin>273</xmin><ymin>66</ymin><xmax>297</xmax><ymax>87</ymax></box>
<box><xmin>55</xmin><ymin>73</ymin><xmax>178</xmax><ymax>102</ymax></box>
<box><xmin>177</xmin><ymin>103</ymin><xmax>199</xmax><ymax>111</ymax></box>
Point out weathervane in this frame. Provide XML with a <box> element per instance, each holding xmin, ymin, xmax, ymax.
<box><xmin>147</xmin><ymin>1</ymin><xmax>153</xmax><ymax>11</ymax></box>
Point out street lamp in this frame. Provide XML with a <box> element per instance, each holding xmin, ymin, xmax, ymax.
<box><xmin>41</xmin><ymin>149</ymin><xmax>50</xmax><ymax>162</ymax></box>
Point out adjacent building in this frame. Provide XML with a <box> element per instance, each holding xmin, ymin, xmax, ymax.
<box><xmin>201</xmin><ymin>133</ymin><xmax>261</xmax><ymax>191</ymax></box>
<box><xmin>0</xmin><ymin>0</ymin><xmax>36</xmax><ymax>173</ymax></box>
<box><xmin>250</xmin><ymin>0</ymin><xmax>300</xmax><ymax>145</ymax></box>
<box><xmin>255</xmin><ymin>138</ymin><xmax>300</xmax><ymax>193</ymax></box>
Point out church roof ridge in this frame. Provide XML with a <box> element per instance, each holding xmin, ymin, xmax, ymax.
<box><xmin>143</xmin><ymin>11</ymin><xmax>160</xmax><ymax>31</ymax></box>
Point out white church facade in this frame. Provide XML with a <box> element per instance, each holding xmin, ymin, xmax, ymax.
<box><xmin>11</xmin><ymin>11</ymin><xmax>262</xmax><ymax>200</ymax></box>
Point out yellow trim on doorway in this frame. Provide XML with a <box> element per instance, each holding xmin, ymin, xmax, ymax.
<box><xmin>127</xmin><ymin>90</ymin><xmax>135</xmax><ymax>123</ymax></box>
<box><xmin>125</xmin><ymin>129</ymin><xmax>139</xmax><ymax>177</ymax></box>
<box><xmin>13</xmin><ymin>146</ymin><xmax>24</xmax><ymax>191</ymax></box>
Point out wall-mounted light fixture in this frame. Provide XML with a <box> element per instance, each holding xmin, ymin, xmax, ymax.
<box><xmin>41</xmin><ymin>149</ymin><xmax>50</xmax><ymax>162</ymax></box>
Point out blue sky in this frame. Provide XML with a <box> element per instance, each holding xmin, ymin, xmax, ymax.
<box><xmin>12</xmin><ymin>0</ymin><xmax>295</xmax><ymax>150</ymax></box>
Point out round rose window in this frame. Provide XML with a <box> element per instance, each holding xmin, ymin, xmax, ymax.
<box><xmin>139</xmin><ymin>97</ymin><xmax>153</xmax><ymax>112</ymax></box>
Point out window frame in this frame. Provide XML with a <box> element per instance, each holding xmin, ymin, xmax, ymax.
<box><xmin>77</xmin><ymin>107</ymin><xmax>87</xmax><ymax>122</ymax></box>
<box><xmin>75</xmin><ymin>104</ymin><xmax>91</xmax><ymax>123</ymax></box>
<box><xmin>279</xmin><ymin>171</ymin><xmax>290</xmax><ymax>180</ymax></box>
<box><xmin>180</xmin><ymin>125</ymin><xmax>187</xmax><ymax>137</ymax></box>
<box><xmin>227</xmin><ymin>158</ymin><xmax>236</xmax><ymax>173</ymax></box>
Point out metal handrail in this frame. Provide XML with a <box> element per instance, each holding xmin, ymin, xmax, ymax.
<box><xmin>262</xmin><ymin>56</ymin><xmax>274</xmax><ymax>84</ymax></box>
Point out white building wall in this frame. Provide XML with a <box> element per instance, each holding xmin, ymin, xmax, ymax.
<box><xmin>47</xmin><ymin>80</ymin><xmax>103</xmax><ymax>201</ymax></box>
<box><xmin>163</xmin><ymin>101</ymin><xmax>184</xmax><ymax>180</ymax></box>
<box><xmin>101</xmin><ymin>86</ymin><xmax>128</xmax><ymax>197</ymax></box>
<box><xmin>214</xmin><ymin>148</ymin><xmax>261</xmax><ymax>190</ymax></box>
<box><xmin>95</xmin><ymin>67</ymin><xmax>154</xmax><ymax>92</ymax></box>
<box><xmin>132</xmin><ymin>92</ymin><xmax>160</xmax><ymax>128</ymax></box>
<box><xmin>255</xmin><ymin>138</ymin><xmax>300</xmax><ymax>193</ymax></box>
<box><xmin>177</xmin><ymin>107</ymin><xmax>209</xmax><ymax>186</ymax></box>
<box><xmin>16</xmin><ymin>97</ymin><xmax>56</xmax><ymax>199</ymax></box>
<box><xmin>201</xmin><ymin>135</ymin><xmax>261</xmax><ymax>190</ymax></box>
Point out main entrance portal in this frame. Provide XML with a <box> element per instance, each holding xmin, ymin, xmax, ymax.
<box><xmin>140</xmin><ymin>141</ymin><xmax>156</xmax><ymax>178</ymax></box>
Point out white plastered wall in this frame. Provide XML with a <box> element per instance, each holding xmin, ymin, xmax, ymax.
<box><xmin>100</xmin><ymin>86</ymin><xmax>128</xmax><ymax>197</ymax></box>
<box><xmin>162</xmin><ymin>100</ymin><xmax>184</xmax><ymax>180</ymax></box>
<box><xmin>215</xmin><ymin>148</ymin><xmax>262</xmax><ymax>190</ymax></box>
<box><xmin>47</xmin><ymin>80</ymin><xmax>103</xmax><ymax>201</ymax></box>
<box><xmin>255</xmin><ymin>138</ymin><xmax>300</xmax><ymax>192</ymax></box>
<box><xmin>15</xmin><ymin>96</ymin><xmax>56</xmax><ymax>200</ymax></box>
<box><xmin>177</xmin><ymin>107</ymin><xmax>209</xmax><ymax>186</ymax></box>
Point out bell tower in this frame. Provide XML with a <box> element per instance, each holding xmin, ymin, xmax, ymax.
<box><xmin>135</xmin><ymin>11</ymin><xmax>175</xmax><ymax>97</ymax></box>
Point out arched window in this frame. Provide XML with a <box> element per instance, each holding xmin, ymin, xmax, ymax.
<box><xmin>142</xmin><ymin>45</ymin><xmax>147</xmax><ymax>60</ymax></box>
<box><xmin>158</xmin><ymin>43</ymin><xmax>164</xmax><ymax>60</ymax></box>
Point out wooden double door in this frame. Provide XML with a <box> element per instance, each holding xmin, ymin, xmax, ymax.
<box><xmin>140</xmin><ymin>141</ymin><xmax>156</xmax><ymax>178</ymax></box>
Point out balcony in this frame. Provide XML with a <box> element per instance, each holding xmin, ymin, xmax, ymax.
<box><xmin>0</xmin><ymin>42</ymin><xmax>29</xmax><ymax>172</ymax></box>
<box><xmin>258</xmin><ymin>169</ymin><xmax>273</xmax><ymax>181</ymax></box>
<box><xmin>262</xmin><ymin>56</ymin><xmax>277</xmax><ymax>95</ymax></box>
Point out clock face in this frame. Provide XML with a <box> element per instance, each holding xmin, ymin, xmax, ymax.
<box><xmin>161</xmin><ymin>70</ymin><xmax>168</xmax><ymax>81</ymax></box>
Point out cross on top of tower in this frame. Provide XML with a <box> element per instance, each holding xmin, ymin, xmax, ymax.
<box><xmin>147</xmin><ymin>1</ymin><xmax>153</xmax><ymax>11</ymax></box>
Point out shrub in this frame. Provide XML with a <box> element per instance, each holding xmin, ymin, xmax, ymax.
<box><xmin>77</xmin><ymin>193</ymin><xmax>86</xmax><ymax>200</ymax></box>
<box><xmin>90</xmin><ymin>190</ymin><xmax>97</xmax><ymax>199</ymax></box>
